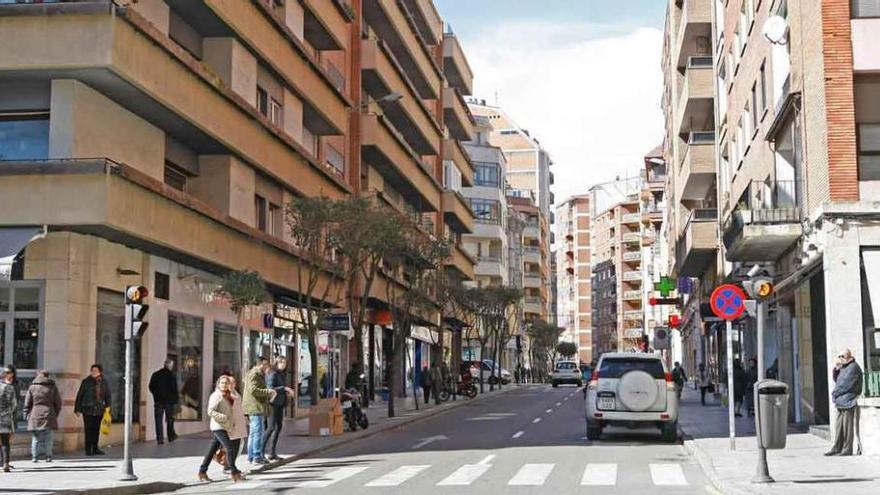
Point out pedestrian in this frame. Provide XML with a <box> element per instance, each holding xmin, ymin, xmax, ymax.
<box><xmin>419</xmin><ymin>366</ymin><xmax>431</xmax><ymax>404</ymax></box>
<box><xmin>197</xmin><ymin>375</ymin><xmax>244</xmax><ymax>483</ymax></box>
<box><xmin>23</xmin><ymin>370</ymin><xmax>61</xmax><ymax>463</ymax></box>
<box><xmin>697</xmin><ymin>363</ymin><xmax>712</xmax><ymax>406</ymax></box>
<box><xmin>745</xmin><ymin>358</ymin><xmax>758</xmax><ymax>417</ymax></box>
<box><xmin>440</xmin><ymin>361</ymin><xmax>451</xmax><ymax>392</ymax></box>
<box><xmin>825</xmin><ymin>349</ymin><xmax>863</xmax><ymax>456</ymax></box>
<box><xmin>732</xmin><ymin>360</ymin><xmax>746</xmax><ymax>418</ymax></box>
<box><xmin>5</xmin><ymin>365</ymin><xmax>20</xmax><ymax>425</ymax></box>
<box><xmin>242</xmin><ymin>356</ymin><xmax>276</xmax><ymax>466</ymax></box>
<box><xmin>148</xmin><ymin>359</ymin><xmax>179</xmax><ymax>445</ymax></box>
<box><xmin>263</xmin><ymin>357</ymin><xmax>294</xmax><ymax>461</ymax></box>
<box><xmin>345</xmin><ymin>362</ymin><xmax>364</xmax><ymax>391</ymax></box>
<box><xmin>224</xmin><ymin>375</ymin><xmax>248</xmax><ymax>474</ymax></box>
<box><xmin>74</xmin><ymin>364</ymin><xmax>111</xmax><ymax>456</ymax></box>
<box><xmin>0</xmin><ymin>366</ymin><xmax>17</xmax><ymax>472</ymax></box>
<box><xmin>671</xmin><ymin>361</ymin><xmax>687</xmax><ymax>399</ymax></box>
<box><xmin>429</xmin><ymin>362</ymin><xmax>443</xmax><ymax>405</ymax></box>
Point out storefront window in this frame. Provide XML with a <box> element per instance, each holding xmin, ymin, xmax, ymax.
<box><xmin>96</xmin><ymin>289</ymin><xmax>139</xmax><ymax>423</ymax></box>
<box><xmin>0</xmin><ymin>284</ymin><xmax>42</xmax><ymax>371</ymax></box>
<box><xmin>168</xmin><ymin>312</ymin><xmax>203</xmax><ymax>421</ymax></box>
<box><xmin>13</xmin><ymin>287</ymin><xmax>39</xmax><ymax>311</ymax></box>
<box><xmin>13</xmin><ymin>319</ymin><xmax>38</xmax><ymax>369</ymax></box>
<box><xmin>213</xmin><ymin>322</ymin><xmax>239</xmax><ymax>382</ymax></box>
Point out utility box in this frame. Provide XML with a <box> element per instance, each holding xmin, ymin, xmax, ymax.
<box><xmin>755</xmin><ymin>379</ymin><xmax>789</xmax><ymax>450</ymax></box>
<box><xmin>309</xmin><ymin>398</ymin><xmax>343</xmax><ymax>436</ymax></box>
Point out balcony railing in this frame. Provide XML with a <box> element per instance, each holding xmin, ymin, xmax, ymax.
<box><xmin>623</xmin><ymin>252</ymin><xmax>641</xmax><ymax>262</ymax></box>
<box><xmin>622</xmin><ymin>271</ymin><xmax>641</xmax><ymax>281</ymax></box>
<box><xmin>622</xmin><ymin>232</ymin><xmax>640</xmax><ymax>243</ymax></box>
<box><xmin>623</xmin><ymin>290</ymin><xmax>642</xmax><ymax>300</ymax></box>
<box><xmin>623</xmin><ymin>310</ymin><xmax>643</xmax><ymax>320</ymax></box>
<box><xmin>867</xmin><ymin>370</ymin><xmax>880</xmax><ymax>398</ymax></box>
<box><xmin>622</xmin><ymin>213</ymin><xmax>641</xmax><ymax>224</ymax></box>
<box><xmin>524</xmin><ymin>296</ymin><xmax>541</xmax><ymax>305</ymax></box>
<box><xmin>524</xmin><ymin>245</ymin><xmax>540</xmax><ymax>254</ymax></box>
<box><xmin>477</xmin><ymin>255</ymin><xmax>501</xmax><ymax>263</ymax></box>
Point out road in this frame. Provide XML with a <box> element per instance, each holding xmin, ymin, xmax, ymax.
<box><xmin>173</xmin><ymin>384</ymin><xmax>717</xmax><ymax>494</ymax></box>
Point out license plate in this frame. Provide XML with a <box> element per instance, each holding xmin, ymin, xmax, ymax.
<box><xmin>342</xmin><ymin>401</ymin><xmax>352</xmax><ymax>409</ymax></box>
<box><xmin>598</xmin><ymin>397</ymin><xmax>615</xmax><ymax>410</ymax></box>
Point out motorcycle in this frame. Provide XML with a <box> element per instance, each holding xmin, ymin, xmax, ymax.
<box><xmin>340</xmin><ymin>375</ymin><xmax>369</xmax><ymax>431</ymax></box>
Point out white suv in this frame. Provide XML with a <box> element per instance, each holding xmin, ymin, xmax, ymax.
<box><xmin>551</xmin><ymin>361</ymin><xmax>583</xmax><ymax>387</ymax></box>
<box><xmin>584</xmin><ymin>352</ymin><xmax>678</xmax><ymax>442</ymax></box>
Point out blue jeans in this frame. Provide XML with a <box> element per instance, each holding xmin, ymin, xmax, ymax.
<box><xmin>31</xmin><ymin>429</ymin><xmax>53</xmax><ymax>459</ymax></box>
<box><xmin>247</xmin><ymin>415</ymin><xmax>265</xmax><ymax>461</ymax></box>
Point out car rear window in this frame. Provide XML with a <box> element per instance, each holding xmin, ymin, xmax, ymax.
<box><xmin>556</xmin><ymin>362</ymin><xmax>577</xmax><ymax>370</ymax></box>
<box><xmin>598</xmin><ymin>358</ymin><xmax>665</xmax><ymax>379</ymax></box>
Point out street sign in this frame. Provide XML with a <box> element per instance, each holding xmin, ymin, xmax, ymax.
<box><xmin>710</xmin><ymin>284</ymin><xmax>747</xmax><ymax>321</ymax></box>
<box><xmin>653</xmin><ymin>326</ymin><xmax>670</xmax><ymax>350</ymax></box>
<box><xmin>320</xmin><ymin>313</ymin><xmax>351</xmax><ymax>332</ymax></box>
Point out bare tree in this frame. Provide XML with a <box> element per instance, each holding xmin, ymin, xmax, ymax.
<box><xmin>527</xmin><ymin>319</ymin><xmax>564</xmax><ymax>383</ymax></box>
<box><xmin>216</xmin><ymin>269</ymin><xmax>268</xmax><ymax>378</ymax></box>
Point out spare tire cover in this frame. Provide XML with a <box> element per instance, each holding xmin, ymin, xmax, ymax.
<box><xmin>617</xmin><ymin>370</ymin><xmax>658</xmax><ymax>412</ymax></box>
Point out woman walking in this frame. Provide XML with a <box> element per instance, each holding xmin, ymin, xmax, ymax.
<box><xmin>264</xmin><ymin>357</ymin><xmax>294</xmax><ymax>461</ymax></box>
<box><xmin>24</xmin><ymin>370</ymin><xmax>61</xmax><ymax>462</ymax></box>
<box><xmin>198</xmin><ymin>375</ymin><xmax>244</xmax><ymax>483</ymax></box>
<box><xmin>0</xmin><ymin>366</ymin><xmax>18</xmax><ymax>472</ymax></box>
<box><xmin>223</xmin><ymin>374</ymin><xmax>247</xmax><ymax>474</ymax></box>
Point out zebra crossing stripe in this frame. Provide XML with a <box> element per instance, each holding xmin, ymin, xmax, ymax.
<box><xmin>649</xmin><ymin>464</ymin><xmax>688</xmax><ymax>486</ymax></box>
<box><xmin>364</xmin><ymin>465</ymin><xmax>430</xmax><ymax>487</ymax></box>
<box><xmin>580</xmin><ymin>463</ymin><xmax>617</xmax><ymax>486</ymax></box>
<box><xmin>296</xmin><ymin>466</ymin><xmax>370</xmax><ymax>488</ymax></box>
<box><xmin>507</xmin><ymin>463</ymin><xmax>555</xmax><ymax>486</ymax></box>
<box><xmin>436</xmin><ymin>463</ymin><xmax>492</xmax><ymax>486</ymax></box>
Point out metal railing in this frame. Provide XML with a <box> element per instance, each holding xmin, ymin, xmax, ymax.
<box><xmin>867</xmin><ymin>370</ymin><xmax>880</xmax><ymax>398</ymax></box>
<box><xmin>623</xmin><ymin>290</ymin><xmax>642</xmax><ymax>300</ymax></box>
<box><xmin>622</xmin><ymin>271</ymin><xmax>641</xmax><ymax>281</ymax></box>
<box><xmin>622</xmin><ymin>213</ymin><xmax>641</xmax><ymax>224</ymax></box>
<box><xmin>623</xmin><ymin>252</ymin><xmax>641</xmax><ymax>262</ymax></box>
<box><xmin>622</xmin><ymin>232</ymin><xmax>641</xmax><ymax>243</ymax></box>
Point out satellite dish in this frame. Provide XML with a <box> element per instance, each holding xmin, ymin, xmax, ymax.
<box><xmin>763</xmin><ymin>15</ymin><xmax>788</xmax><ymax>45</ymax></box>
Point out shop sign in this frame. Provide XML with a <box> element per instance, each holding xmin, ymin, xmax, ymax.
<box><xmin>320</xmin><ymin>313</ymin><xmax>352</xmax><ymax>332</ymax></box>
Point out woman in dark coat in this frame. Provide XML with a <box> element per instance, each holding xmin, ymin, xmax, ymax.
<box><xmin>733</xmin><ymin>360</ymin><xmax>746</xmax><ymax>418</ymax></box>
<box><xmin>24</xmin><ymin>370</ymin><xmax>62</xmax><ymax>462</ymax></box>
<box><xmin>74</xmin><ymin>364</ymin><xmax>111</xmax><ymax>456</ymax></box>
<box><xmin>0</xmin><ymin>366</ymin><xmax>18</xmax><ymax>472</ymax></box>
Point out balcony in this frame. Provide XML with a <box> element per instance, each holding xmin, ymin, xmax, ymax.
<box><xmin>623</xmin><ymin>290</ymin><xmax>642</xmax><ymax>301</ymax></box>
<box><xmin>442</xmin><ymin>190</ymin><xmax>474</xmax><ymax>234</ymax></box>
<box><xmin>444</xmin><ymin>138</ymin><xmax>474</xmax><ymax>187</ymax></box>
<box><xmin>677</xmin><ymin>131</ymin><xmax>716</xmax><ymax>201</ymax></box>
<box><xmin>623</xmin><ymin>310</ymin><xmax>644</xmax><ymax>321</ymax></box>
<box><xmin>674</xmin><ymin>0</ymin><xmax>712</xmax><ymax>70</ymax></box>
<box><xmin>363</xmin><ymin>0</ymin><xmax>442</xmax><ymax>99</ymax></box>
<box><xmin>523</xmin><ymin>223</ymin><xmax>539</xmax><ymax>240</ymax></box>
<box><xmin>641</xmin><ymin>205</ymin><xmax>664</xmax><ymax>224</ymax></box>
<box><xmin>676</xmin><ymin>58</ymin><xmax>715</xmax><ymax>135</ymax></box>
<box><xmin>723</xmin><ymin>180</ymin><xmax>802</xmax><ymax>262</ymax></box>
<box><xmin>445</xmin><ymin>243</ymin><xmax>476</xmax><ymax>281</ymax></box>
<box><xmin>471</xmin><ymin>219</ymin><xmax>505</xmax><ymax>243</ymax></box>
<box><xmin>401</xmin><ymin>0</ymin><xmax>443</xmax><ymax>46</ymax></box>
<box><xmin>622</xmin><ymin>232</ymin><xmax>641</xmax><ymax>244</ymax></box>
<box><xmin>524</xmin><ymin>273</ymin><xmax>542</xmax><ymax>289</ymax></box>
<box><xmin>360</xmin><ymin>114</ymin><xmax>441</xmax><ymax>211</ymax></box>
<box><xmin>675</xmin><ymin>208</ymin><xmax>718</xmax><ymax>277</ymax></box>
<box><xmin>361</xmin><ymin>38</ymin><xmax>441</xmax><ymax>155</ymax></box>
<box><xmin>475</xmin><ymin>255</ymin><xmax>505</xmax><ymax>281</ymax></box>
<box><xmin>443</xmin><ymin>87</ymin><xmax>475</xmax><ymax>141</ymax></box>
<box><xmin>623</xmin><ymin>251</ymin><xmax>641</xmax><ymax>263</ymax></box>
<box><xmin>623</xmin><ymin>327</ymin><xmax>644</xmax><ymax>339</ymax></box>
<box><xmin>524</xmin><ymin>296</ymin><xmax>542</xmax><ymax>315</ymax></box>
<box><xmin>301</xmin><ymin>0</ymin><xmax>351</xmax><ymax>51</ymax></box>
<box><xmin>524</xmin><ymin>245</ymin><xmax>541</xmax><ymax>263</ymax></box>
<box><xmin>622</xmin><ymin>271</ymin><xmax>642</xmax><ymax>282</ymax></box>
<box><xmin>621</xmin><ymin>212</ymin><xmax>641</xmax><ymax>224</ymax></box>
<box><xmin>442</xmin><ymin>30</ymin><xmax>474</xmax><ymax>95</ymax></box>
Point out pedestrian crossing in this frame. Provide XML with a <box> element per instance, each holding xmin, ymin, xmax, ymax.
<box><xmin>232</xmin><ymin>459</ymin><xmax>695</xmax><ymax>490</ymax></box>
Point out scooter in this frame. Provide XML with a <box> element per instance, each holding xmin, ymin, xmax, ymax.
<box><xmin>340</xmin><ymin>375</ymin><xmax>369</xmax><ymax>431</ymax></box>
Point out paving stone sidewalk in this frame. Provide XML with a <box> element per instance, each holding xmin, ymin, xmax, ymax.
<box><xmin>0</xmin><ymin>384</ymin><xmax>521</xmax><ymax>495</ymax></box>
<box><xmin>679</xmin><ymin>384</ymin><xmax>880</xmax><ymax>495</ymax></box>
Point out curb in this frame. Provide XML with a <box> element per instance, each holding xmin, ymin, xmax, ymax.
<box><xmin>681</xmin><ymin>432</ymin><xmax>753</xmax><ymax>495</ymax></box>
<box><xmin>58</xmin><ymin>482</ymin><xmax>186</xmax><ymax>495</ymax></box>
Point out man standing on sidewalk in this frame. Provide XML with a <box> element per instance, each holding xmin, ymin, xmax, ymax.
<box><xmin>148</xmin><ymin>359</ymin><xmax>179</xmax><ymax>445</ymax></box>
<box><xmin>672</xmin><ymin>362</ymin><xmax>687</xmax><ymax>400</ymax></box>
<box><xmin>243</xmin><ymin>356</ymin><xmax>276</xmax><ymax>465</ymax></box>
<box><xmin>697</xmin><ymin>364</ymin><xmax>711</xmax><ymax>406</ymax></box>
<box><xmin>826</xmin><ymin>349</ymin><xmax>863</xmax><ymax>456</ymax></box>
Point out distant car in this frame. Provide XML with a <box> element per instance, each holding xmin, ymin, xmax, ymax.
<box><xmin>551</xmin><ymin>361</ymin><xmax>583</xmax><ymax>387</ymax></box>
<box><xmin>584</xmin><ymin>352</ymin><xmax>679</xmax><ymax>443</ymax></box>
<box><xmin>463</xmin><ymin>360</ymin><xmax>511</xmax><ymax>384</ymax></box>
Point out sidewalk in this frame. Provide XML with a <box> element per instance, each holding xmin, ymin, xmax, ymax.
<box><xmin>0</xmin><ymin>385</ymin><xmax>522</xmax><ymax>495</ymax></box>
<box><xmin>679</xmin><ymin>384</ymin><xmax>880</xmax><ymax>495</ymax></box>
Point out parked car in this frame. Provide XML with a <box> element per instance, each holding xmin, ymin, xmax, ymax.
<box><xmin>584</xmin><ymin>352</ymin><xmax>678</xmax><ymax>442</ymax></box>
<box><xmin>462</xmin><ymin>360</ymin><xmax>511</xmax><ymax>385</ymax></box>
<box><xmin>551</xmin><ymin>361</ymin><xmax>582</xmax><ymax>387</ymax></box>
<box><xmin>482</xmin><ymin>359</ymin><xmax>511</xmax><ymax>384</ymax></box>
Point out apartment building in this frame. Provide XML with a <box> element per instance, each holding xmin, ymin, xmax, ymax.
<box><xmin>507</xmin><ymin>196</ymin><xmax>547</xmax><ymax>322</ymax></box>
<box><xmin>661</xmin><ymin>0</ymin><xmax>880</xmax><ymax>451</ymax></box>
<box><xmin>0</xmin><ymin>0</ymin><xmax>476</xmax><ymax>451</ymax></box>
<box><xmin>468</xmin><ymin>101</ymin><xmax>555</xmax><ymax>320</ymax></box>
<box><xmin>555</xmin><ymin>195</ymin><xmax>593</xmax><ymax>364</ymax></box>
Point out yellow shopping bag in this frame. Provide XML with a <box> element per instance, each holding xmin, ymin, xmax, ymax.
<box><xmin>100</xmin><ymin>407</ymin><xmax>112</xmax><ymax>436</ymax></box>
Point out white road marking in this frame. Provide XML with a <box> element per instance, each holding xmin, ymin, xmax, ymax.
<box><xmin>436</xmin><ymin>464</ymin><xmax>492</xmax><ymax>486</ymax></box>
<box><xmin>649</xmin><ymin>464</ymin><xmax>688</xmax><ymax>486</ymax></box>
<box><xmin>564</xmin><ymin>397</ymin><xmax>569</xmax><ymax>401</ymax></box>
<box><xmin>555</xmin><ymin>402</ymin><xmax>562</xmax><ymax>407</ymax></box>
<box><xmin>477</xmin><ymin>454</ymin><xmax>496</xmax><ymax>465</ymax></box>
<box><xmin>411</xmin><ymin>435</ymin><xmax>448</xmax><ymax>449</ymax></box>
<box><xmin>580</xmin><ymin>463</ymin><xmax>617</xmax><ymax>486</ymax></box>
<box><xmin>545</xmin><ymin>408</ymin><xmax>553</xmax><ymax>413</ymax></box>
<box><xmin>532</xmin><ymin>417</ymin><xmax>541</xmax><ymax>424</ymax></box>
<box><xmin>512</xmin><ymin>431</ymin><xmax>525</xmax><ymax>439</ymax></box>
<box><xmin>507</xmin><ymin>463</ymin><xmax>555</xmax><ymax>486</ymax></box>
<box><xmin>364</xmin><ymin>465</ymin><xmax>430</xmax><ymax>487</ymax></box>
<box><xmin>296</xmin><ymin>466</ymin><xmax>370</xmax><ymax>488</ymax></box>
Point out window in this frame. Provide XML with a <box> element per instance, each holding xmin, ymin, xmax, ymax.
<box><xmin>96</xmin><ymin>289</ymin><xmax>140</xmax><ymax>423</ymax></box>
<box><xmin>213</xmin><ymin>322</ymin><xmax>240</xmax><ymax>382</ymax></box>
<box><xmin>750</xmin><ymin>83</ymin><xmax>759</xmax><ymax>136</ymax></box>
<box><xmin>255</xmin><ymin>195</ymin><xmax>267</xmax><ymax>232</ymax></box>
<box><xmin>852</xmin><ymin>0</ymin><xmax>880</xmax><ymax>18</ymax></box>
<box><xmin>268</xmin><ymin>202</ymin><xmax>282</xmax><ymax>237</ymax></box>
<box><xmin>443</xmin><ymin>161</ymin><xmax>462</xmax><ymax>192</ymax></box>
<box><xmin>325</xmin><ymin>144</ymin><xmax>345</xmax><ymax>179</ymax></box>
<box><xmin>760</xmin><ymin>62</ymin><xmax>768</xmax><ymax>113</ymax></box>
<box><xmin>858</xmin><ymin>124</ymin><xmax>880</xmax><ymax>181</ymax></box>
<box><xmin>163</xmin><ymin>162</ymin><xmax>188</xmax><ymax>192</ymax></box>
<box><xmin>257</xmin><ymin>86</ymin><xmax>269</xmax><ymax>116</ymax></box>
<box><xmin>0</xmin><ymin>284</ymin><xmax>42</xmax><ymax>375</ymax></box>
<box><xmin>168</xmin><ymin>312</ymin><xmax>203</xmax><ymax>421</ymax></box>
<box><xmin>474</xmin><ymin>162</ymin><xmax>501</xmax><ymax>187</ymax></box>
<box><xmin>154</xmin><ymin>272</ymin><xmax>170</xmax><ymax>300</ymax></box>
<box><xmin>0</xmin><ymin>112</ymin><xmax>49</xmax><ymax>160</ymax></box>
<box><xmin>469</xmin><ymin>198</ymin><xmax>501</xmax><ymax>224</ymax></box>
<box><xmin>269</xmin><ymin>98</ymin><xmax>283</xmax><ymax>126</ymax></box>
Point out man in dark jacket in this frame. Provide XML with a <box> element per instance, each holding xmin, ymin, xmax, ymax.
<box><xmin>263</xmin><ymin>357</ymin><xmax>294</xmax><ymax>461</ymax></box>
<box><xmin>826</xmin><ymin>349</ymin><xmax>863</xmax><ymax>456</ymax></box>
<box><xmin>148</xmin><ymin>359</ymin><xmax>178</xmax><ymax>444</ymax></box>
<box><xmin>74</xmin><ymin>364</ymin><xmax>111</xmax><ymax>456</ymax></box>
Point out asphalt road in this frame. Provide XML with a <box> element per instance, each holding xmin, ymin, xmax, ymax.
<box><xmin>173</xmin><ymin>384</ymin><xmax>718</xmax><ymax>494</ymax></box>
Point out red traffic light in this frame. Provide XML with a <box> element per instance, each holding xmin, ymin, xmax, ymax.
<box><xmin>668</xmin><ymin>314</ymin><xmax>681</xmax><ymax>328</ymax></box>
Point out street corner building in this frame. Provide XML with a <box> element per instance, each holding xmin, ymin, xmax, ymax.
<box><xmin>0</xmin><ymin>0</ymin><xmax>480</xmax><ymax>453</ymax></box>
<box><xmin>660</xmin><ymin>0</ymin><xmax>880</xmax><ymax>454</ymax></box>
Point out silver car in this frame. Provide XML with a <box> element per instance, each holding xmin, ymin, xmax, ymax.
<box><xmin>584</xmin><ymin>352</ymin><xmax>679</xmax><ymax>442</ymax></box>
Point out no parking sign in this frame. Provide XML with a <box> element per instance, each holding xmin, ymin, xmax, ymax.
<box><xmin>710</xmin><ymin>284</ymin><xmax>747</xmax><ymax>321</ymax></box>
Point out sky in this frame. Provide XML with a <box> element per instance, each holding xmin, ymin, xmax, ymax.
<box><xmin>434</xmin><ymin>0</ymin><xmax>667</xmax><ymax>205</ymax></box>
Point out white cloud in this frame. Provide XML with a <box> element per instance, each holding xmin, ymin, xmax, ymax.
<box><xmin>461</xmin><ymin>20</ymin><xmax>665</xmax><ymax>204</ymax></box>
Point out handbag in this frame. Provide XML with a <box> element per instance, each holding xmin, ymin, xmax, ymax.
<box><xmin>213</xmin><ymin>447</ymin><xmax>227</xmax><ymax>466</ymax></box>
<box><xmin>99</xmin><ymin>407</ymin><xmax>112</xmax><ymax>436</ymax></box>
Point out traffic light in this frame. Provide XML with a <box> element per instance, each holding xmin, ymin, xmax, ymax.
<box><xmin>124</xmin><ymin>285</ymin><xmax>149</xmax><ymax>340</ymax></box>
<box><xmin>743</xmin><ymin>276</ymin><xmax>774</xmax><ymax>301</ymax></box>
<box><xmin>668</xmin><ymin>314</ymin><xmax>681</xmax><ymax>328</ymax></box>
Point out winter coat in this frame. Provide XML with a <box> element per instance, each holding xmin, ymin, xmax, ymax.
<box><xmin>733</xmin><ymin>366</ymin><xmax>747</xmax><ymax>401</ymax></box>
<box><xmin>148</xmin><ymin>368</ymin><xmax>179</xmax><ymax>405</ymax></box>
<box><xmin>0</xmin><ymin>383</ymin><xmax>17</xmax><ymax>434</ymax></box>
<box><xmin>266</xmin><ymin>370</ymin><xmax>288</xmax><ymax>408</ymax></box>
<box><xmin>227</xmin><ymin>391</ymin><xmax>248</xmax><ymax>440</ymax></box>
<box><xmin>24</xmin><ymin>375</ymin><xmax>61</xmax><ymax>431</ymax></box>
<box><xmin>429</xmin><ymin>367</ymin><xmax>443</xmax><ymax>388</ymax></box>
<box><xmin>672</xmin><ymin>366</ymin><xmax>687</xmax><ymax>386</ymax></box>
<box><xmin>242</xmin><ymin>366</ymin><xmax>272</xmax><ymax>416</ymax></box>
<box><xmin>74</xmin><ymin>376</ymin><xmax>111</xmax><ymax>417</ymax></box>
<box><xmin>832</xmin><ymin>359</ymin><xmax>863</xmax><ymax>410</ymax></box>
<box><xmin>207</xmin><ymin>390</ymin><xmax>239</xmax><ymax>433</ymax></box>
<box><xmin>420</xmin><ymin>368</ymin><xmax>431</xmax><ymax>388</ymax></box>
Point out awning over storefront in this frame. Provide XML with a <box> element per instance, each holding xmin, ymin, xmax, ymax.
<box><xmin>411</xmin><ymin>326</ymin><xmax>439</xmax><ymax>344</ymax></box>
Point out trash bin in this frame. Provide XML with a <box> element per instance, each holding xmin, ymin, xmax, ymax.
<box><xmin>755</xmin><ymin>379</ymin><xmax>789</xmax><ymax>450</ymax></box>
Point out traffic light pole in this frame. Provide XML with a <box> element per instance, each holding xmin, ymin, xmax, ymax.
<box><xmin>752</xmin><ymin>301</ymin><xmax>773</xmax><ymax>483</ymax></box>
<box><xmin>120</xmin><ymin>305</ymin><xmax>137</xmax><ymax>481</ymax></box>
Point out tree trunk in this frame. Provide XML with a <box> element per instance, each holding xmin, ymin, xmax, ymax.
<box><xmin>309</xmin><ymin>332</ymin><xmax>319</xmax><ymax>406</ymax></box>
<box><xmin>478</xmin><ymin>340</ymin><xmax>485</xmax><ymax>394</ymax></box>
<box><xmin>237</xmin><ymin>312</ymin><xmax>247</xmax><ymax>379</ymax></box>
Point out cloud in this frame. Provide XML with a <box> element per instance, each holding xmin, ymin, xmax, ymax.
<box><xmin>461</xmin><ymin>20</ymin><xmax>665</xmax><ymax>204</ymax></box>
